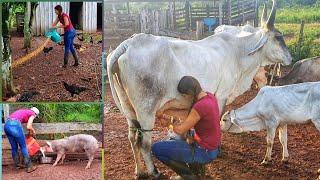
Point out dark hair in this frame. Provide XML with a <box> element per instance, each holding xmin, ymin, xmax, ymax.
<box><xmin>177</xmin><ymin>76</ymin><xmax>202</xmax><ymax>100</ymax></box>
<box><xmin>54</xmin><ymin>5</ymin><xmax>63</xmax><ymax>13</ymax></box>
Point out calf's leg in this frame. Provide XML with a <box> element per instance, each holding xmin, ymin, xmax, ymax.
<box><xmin>261</xmin><ymin>127</ymin><xmax>276</xmax><ymax>165</ymax></box>
<box><xmin>278</xmin><ymin>124</ymin><xmax>289</xmax><ymax>163</ymax></box>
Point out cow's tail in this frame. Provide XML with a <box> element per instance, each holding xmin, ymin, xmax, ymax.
<box><xmin>106</xmin><ymin>41</ymin><xmax>129</xmax><ymax>113</ymax></box>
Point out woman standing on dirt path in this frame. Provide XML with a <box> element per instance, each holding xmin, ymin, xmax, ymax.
<box><xmin>4</xmin><ymin>107</ymin><xmax>40</xmax><ymax>173</ymax></box>
<box><xmin>52</xmin><ymin>5</ymin><xmax>79</xmax><ymax>68</ymax></box>
<box><xmin>152</xmin><ymin>76</ymin><xmax>221</xmax><ymax>180</ymax></box>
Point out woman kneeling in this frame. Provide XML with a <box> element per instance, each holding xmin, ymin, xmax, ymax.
<box><xmin>152</xmin><ymin>76</ymin><xmax>221</xmax><ymax>180</ymax></box>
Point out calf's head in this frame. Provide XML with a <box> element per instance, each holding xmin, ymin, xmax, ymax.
<box><xmin>249</xmin><ymin>1</ymin><xmax>292</xmax><ymax>66</ymax></box>
<box><xmin>220</xmin><ymin>110</ymin><xmax>243</xmax><ymax>133</ymax></box>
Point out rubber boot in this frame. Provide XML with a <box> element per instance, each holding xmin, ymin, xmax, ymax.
<box><xmin>25</xmin><ymin>156</ymin><xmax>37</xmax><ymax>173</ymax></box>
<box><xmin>71</xmin><ymin>51</ymin><xmax>79</xmax><ymax>67</ymax></box>
<box><xmin>190</xmin><ymin>163</ymin><xmax>206</xmax><ymax>178</ymax></box>
<box><xmin>13</xmin><ymin>154</ymin><xmax>25</xmax><ymax>169</ymax></box>
<box><xmin>164</xmin><ymin>160</ymin><xmax>196</xmax><ymax>180</ymax></box>
<box><xmin>62</xmin><ymin>54</ymin><xmax>69</xmax><ymax>68</ymax></box>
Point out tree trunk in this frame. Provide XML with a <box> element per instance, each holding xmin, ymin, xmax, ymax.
<box><xmin>2</xmin><ymin>3</ymin><xmax>17</xmax><ymax>97</ymax></box>
<box><xmin>23</xmin><ymin>2</ymin><xmax>31</xmax><ymax>48</ymax></box>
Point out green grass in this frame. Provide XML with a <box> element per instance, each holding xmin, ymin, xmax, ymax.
<box><xmin>277</xmin><ymin>6</ymin><xmax>320</xmax><ymax>23</ymax></box>
<box><xmin>9</xmin><ymin>103</ymin><xmax>102</xmax><ymax>124</ymax></box>
<box><xmin>276</xmin><ymin>23</ymin><xmax>320</xmax><ymax>61</ymax></box>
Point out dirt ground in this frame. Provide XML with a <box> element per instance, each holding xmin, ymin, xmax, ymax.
<box><xmin>4</xmin><ymin>31</ymin><xmax>102</xmax><ymax>102</ymax></box>
<box><xmin>3</xmin><ymin>159</ymin><xmax>101</xmax><ymax>180</ymax></box>
<box><xmin>104</xmin><ymin>81</ymin><xmax>320</xmax><ymax>179</ymax></box>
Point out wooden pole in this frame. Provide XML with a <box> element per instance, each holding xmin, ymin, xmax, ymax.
<box><xmin>227</xmin><ymin>0</ymin><xmax>232</xmax><ymax>25</ymax></box>
<box><xmin>127</xmin><ymin>2</ymin><xmax>130</xmax><ymax>14</ymax></box>
<box><xmin>254</xmin><ymin>0</ymin><xmax>259</xmax><ymax>27</ymax></box>
<box><xmin>196</xmin><ymin>21</ymin><xmax>204</xmax><ymax>40</ymax></box>
<box><xmin>218</xmin><ymin>1</ymin><xmax>223</xmax><ymax>25</ymax></box>
<box><xmin>185</xmin><ymin>0</ymin><xmax>190</xmax><ymax>30</ymax></box>
<box><xmin>296</xmin><ymin>20</ymin><xmax>305</xmax><ymax>60</ymax></box>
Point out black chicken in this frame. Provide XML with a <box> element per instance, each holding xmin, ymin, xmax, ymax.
<box><xmin>17</xmin><ymin>91</ymin><xmax>40</xmax><ymax>102</ymax></box>
<box><xmin>43</xmin><ymin>47</ymin><xmax>53</xmax><ymax>55</ymax></box>
<box><xmin>74</xmin><ymin>43</ymin><xmax>82</xmax><ymax>50</ymax></box>
<box><xmin>62</xmin><ymin>81</ymin><xmax>88</xmax><ymax>97</ymax></box>
<box><xmin>77</xmin><ymin>35</ymin><xmax>84</xmax><ymax>41</ymax></box>
<box><xmin>90</xmin><ymin>36</ymin><xmax>94</xmax><ymax>44</ymax></box>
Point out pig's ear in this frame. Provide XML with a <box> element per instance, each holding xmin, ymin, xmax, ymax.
<box><xmin>46</xmin><ymin>141</ymin><xmax>52</xmax><ymax>147</ymax></box>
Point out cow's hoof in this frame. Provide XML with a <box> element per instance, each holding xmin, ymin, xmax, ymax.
<box><xmin>135</xmin><ymin>172</ymin><xmax>149</xmax><ymax>179</ymax></box>
<box><xmin>281</xmin><ymin>158</ymin><xmax>289</xmax><ymax>164</ymax></box>
<box><xmin>152</xmin><ymin>172</ymin><xmax>162</xmax><ymax>180</ymax></box>
<box><xmin>260</xmin><ymin>160</ymin><xmax>270</xmax><ymax>166</ymax></box>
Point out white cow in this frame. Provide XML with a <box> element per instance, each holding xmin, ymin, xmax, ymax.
<box><xmin>221</xmin><ymin>82</ymin><xmax>320</xmax><ymax>164</ymax></box>
<box><xmin>106</xmin><ymin>0</ymin><xmax>292</xmax><ymax>178</ymax></box>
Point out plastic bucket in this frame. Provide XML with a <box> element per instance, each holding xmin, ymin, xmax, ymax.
<box><xmin>26</xmin><ymin>136</ymin><xmax>40</xmax><ymax>156</ymax></box>
<box><xmin>45</xmin><ymin>28</ymin><xmax>61</xmax><ymax>43</ymax></box>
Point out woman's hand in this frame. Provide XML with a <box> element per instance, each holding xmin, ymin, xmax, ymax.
<box><xmin>156</xmin><ymin>114</ymin><xmax>173</xmax><ymax>127</ymax></box>
<box><xmin>28</xmin><ymin>128</ymin><xmax>36</xmax><ymax>136</ymax></box>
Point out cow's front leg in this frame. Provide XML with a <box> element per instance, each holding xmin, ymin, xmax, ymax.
<box><xmin>261</xmin><ymin>127</ymin><xmax>276</xmax><ymax>165</ymax></box>
<box><xmin>128</xmin><ymin>125</ymin><xmax>145</xmax><ymax>178</ymax></box>
<box><xmin>278</xmin><ymin>124</ymin><xmax>289</xmax><ymax>163</ymax></box>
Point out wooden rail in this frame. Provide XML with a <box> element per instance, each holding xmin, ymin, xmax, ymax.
<box><xmin>2</xmin><ymin>122</ymin><xmax>102</xmax><ymax>135</ymax></box>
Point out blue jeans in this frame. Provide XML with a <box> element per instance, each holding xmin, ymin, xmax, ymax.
<box><xmin>152</xmin><ymin>139</ymin><xmax>219</xmax><ymax>164</ymax></box>
<box><xmin>64</xmin><ymin>28</ymin><xmax>76</xmax><ymax>57</ymax></box>
<box><xmin>4</xmin><ymin>119</ymin><xmax>29</xmax><ymax>159</ymax></box>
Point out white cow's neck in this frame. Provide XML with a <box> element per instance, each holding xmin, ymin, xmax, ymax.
<box><xmin>231</xmin><ymin>110</ymin><xmax>266</xmax><ymax>132</ymax></box>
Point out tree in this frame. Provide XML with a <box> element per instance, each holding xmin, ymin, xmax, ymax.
<box><xmin>23</xmin><ymin>2</ymin><xmax>31</xmax><ymax>48</ymax></box>
<box><xmin>2</xmin><ymin>2</ymin><xmax>17</xmax><ymax>97</ymax></box>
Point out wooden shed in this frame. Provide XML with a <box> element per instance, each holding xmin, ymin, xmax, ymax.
<box><xmin>32</xmin><ymin>1</ymin><xmax>103</xmax><ymax>36</ymax></box>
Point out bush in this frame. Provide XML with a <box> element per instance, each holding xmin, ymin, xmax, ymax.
<box><xmin>9</xmin><ymin>103</ymin><xmax>101</xmax><ymax>123</ymax></box>
<box><xmin>277</xmin><ymin>23</ymin><xmax>320</xmax><ymax>62</ymax></box>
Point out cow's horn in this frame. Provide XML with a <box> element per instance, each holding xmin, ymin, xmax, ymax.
<box><xmin>260</xmin><ymin>3</ymin><xmax>268</xmax><ymax>27</ymax></box>
<box><xmin>266</xmin><ymin>0</ymin><xmax>277</xmax><ymax>30</ymax></box>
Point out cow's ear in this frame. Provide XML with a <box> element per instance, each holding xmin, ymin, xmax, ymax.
<box><xmin>248</xmin><ymin>35</ymin><xmax>268</xmax><ymax>56</ymax></box>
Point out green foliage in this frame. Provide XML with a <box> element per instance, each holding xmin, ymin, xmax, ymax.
<box><xmin>10</xmin><ymin>103</ymin><xmax>101</xmax><ymax>123</ymax></box>
<box><xmin>277</xmin><ymin>23</ymin><xmax>320</xmax><ymax>62</ymax></box>
<box><xmin>276</xmin><ymin>6</ymin><xmax>320</xmax><ymax>23</ymax></box>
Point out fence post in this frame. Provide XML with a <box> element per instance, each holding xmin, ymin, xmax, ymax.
<box><xmin>254</xmin><ymin>0</ymin><xmax>259</xmax><ymax>27</ymax></box>
<box><xmin>219</xmin><ymin>1</ymin><xmax>223</xmax><ymax>25</ymax></box>
<box><xmin>296</xmin><ymin>20</ymin><xmax>305</xmax><ymax>60</ymax></box>
<box><xmin>196</xmin><ymin>21</ymin><xmax>204</xmax><ymax>40</ymax></box>
<box><xmin>185</xmin><ymin>0</ymin><xmax>190</xmax><ymax>30</ymax></box>
<box><xmin>227</xmin><ymin>0</ymin><xmax>232</xmax><ymax>25</ymax></box>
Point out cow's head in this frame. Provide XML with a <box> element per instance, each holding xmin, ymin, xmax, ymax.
<box><xmin>249</xmin><ymin>1</ymin><xmax>292</xmax><ymax>66</ymax></box>
<box><xmin>220</xmin><ymin>111</ymin><xmax>243</xmax><ymax>133</ymax></box>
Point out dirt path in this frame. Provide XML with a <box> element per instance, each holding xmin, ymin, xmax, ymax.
<box><xmin>4</xmin><ymin>32</ymin><xmax>102</xmax><ymax>102</ymax></box>
<box><xmin>104</xmin><ymin>85</ymin><xmax>320</xmax><ymax>179</ymax></box>
<box><xmin>3</xmin><ymin>160</ymin><xmax>101</xmax><ymax>180</ymax></box>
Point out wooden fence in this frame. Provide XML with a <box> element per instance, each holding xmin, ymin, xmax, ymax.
<box><xmin>2</xmin><ymin>122</ymin><xmax>102</xmax><ymax>165</ymax></box>
<box><xmin>105</xmin><ymin>0</ymin><xmax>258</xmax><ymax>40</ymax></box>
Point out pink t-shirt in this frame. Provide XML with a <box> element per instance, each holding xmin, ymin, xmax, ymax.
<box><xmin>58</xmin><ymin>12</ymin><xmax>74</xmax><ymax>31</ymax></box>
<box><xmin>193</xmin><ymin>92</ymin><xmax>221</xmax><ymax>150</ymax></box>
<box><xmin>8</xmin><ymin>109</ymin><xmax>36</xmax><ymax>123</ymax></box>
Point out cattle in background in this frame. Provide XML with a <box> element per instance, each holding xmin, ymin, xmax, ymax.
<box><xmin>106</xmin><ymin>0</ymin><xmax>292</xmax><ymax>178</ymax></box>
<box><xmin>221</xmin><ymin>82</ymin><xmax>320</xmax><ymax>165</ymax></box>
<box><xmin>278</xmin><ymin>56</ymin><xmax>320</xmax><ymax>85</ymax></box>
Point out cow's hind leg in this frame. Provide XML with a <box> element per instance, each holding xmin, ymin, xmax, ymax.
<box><xmin>278</xmin><ymin>124</ymin><xmax>289</xmax><ymax>163</ymax></box>
<box><xmin>135</xmin><ymin>112</ymin><xmax>160</xmax><ymax>179</ymax></box>
<box><xmin>261</xmin><ymin>127</ymin><xmax>276</xmax><ymax>165</ymax></box>
<box><xmin>128</xmin><ymin>119</ymin><xmax>146</xmax><ymax>178</ymax></box>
